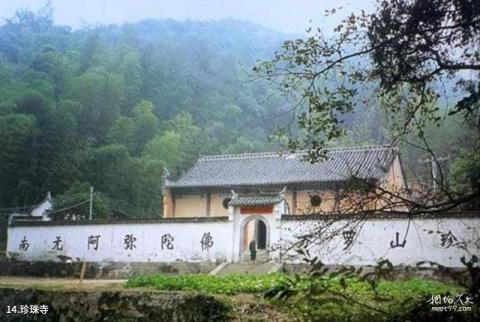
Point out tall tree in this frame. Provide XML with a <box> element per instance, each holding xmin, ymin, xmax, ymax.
<box><xmin>255</xmin><ymin>0</ymin><xmax>480</xmax><ymax>211</ymax></box>
<box><xmin>255</xmin><ymin>0</ymin><xmax>480</xmax><ymax>160</ymax></box>
<box><xmin>0</xmin><ymin>6</ymin><xmax>287</xmax><ymax>216</ymax></box>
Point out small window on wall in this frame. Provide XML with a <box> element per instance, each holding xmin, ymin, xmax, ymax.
<box><xmin>222</xmin><ymin>198</ymin><xmax>231</xmax><ymax>209</ymax></box>
<box><xmin>310</xmin><ymin>194</ymin><xmax>322</xmax><ymax>207</ymax></box>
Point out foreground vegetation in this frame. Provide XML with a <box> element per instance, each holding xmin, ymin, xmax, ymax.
<box><xmin>126</xmin><ymin>273</ymin><xmax>477</xmax><ymax>321</ymax></box>
<box><xmin>126</xmin><ymin>273</ymin><xmax>288</xmax><ymax>294</ymax></box>
<box><xmin>0</xmin><ymin>272</ymin><xmax>476</xmax><ymax>321</ymax></box>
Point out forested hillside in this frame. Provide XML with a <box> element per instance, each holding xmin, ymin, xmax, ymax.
<box><xmin>0</xmin><ymin>9</ymin><xmax>288</xmax><ymax>218</ymax></box>
<box><xmin>0</xmin><ymin>8</ymin><xmax>473</xmax><ymax>219</ymax></box>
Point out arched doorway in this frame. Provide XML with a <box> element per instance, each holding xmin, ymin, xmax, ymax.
<box><xmin>257</xmin><ymin>220</ymin><xmax>267</xmax><ymax>249</ymax></box>
<box><xmin>241</xmin><ymin>216</ymin><xmax>269</xmax><ymax>261</ymax></box>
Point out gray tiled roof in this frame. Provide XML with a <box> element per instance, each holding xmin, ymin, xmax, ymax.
<box><xmin>166</xmin><ymin>146</ymin><xmax>398</xmax><ymax>189</ymax></box>
<box><xmin>229</xmin><ymin>195</ymin><xmax>283</xmax><ymax>207</ymax></box>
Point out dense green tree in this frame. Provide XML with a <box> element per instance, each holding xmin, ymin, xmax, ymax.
<box><xmin>106</xmin><ymin>116</ymin><xmax>136</xmax><ymax>151</ymax></box>
<box><xmin>0</xmin><ymin>113</ymin><xmax>38</xmax><ymax>207</ymax></box>
<box><xmin>0</xmin><ymin>7</ymin><xmax>286</xmax><ymax>216</ymax></box>
<box><xmin>132</xmin><ymin>100</ymin><xmax>158</xmax><ymax>154</ymax></box>
<box><xmin>119</xmin><ymin>51</ymin><xmax>143</xmax><ymax>109</ymax></box>
<box><xmin>67</xmin><ymin>69</ymin><xmax>124</xmax><ymax>141</ymax></box>
<box><xmin>53</xmin><ymin>181</ymin><xmax>112</xmax><ymax>219</ymax></box>
<box><xmin>144</xmin><ymin>131</ymin><xmax>182</xmax><ymax>172</ymax></box>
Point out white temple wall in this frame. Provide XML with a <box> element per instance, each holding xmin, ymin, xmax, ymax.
<box><xmin>278</xmin><ymin>216</ymin><xmax>480</xmax><ymax>267</ymax></box>
<box><xmin>6</xmin><ymin>214</ymin><xmax>480</xmax><ymax>268</ymax></box>
<box><xmin>7</xmin><ymin>220</ymin><xmax>232</xmax><ymax>263</ymax></box>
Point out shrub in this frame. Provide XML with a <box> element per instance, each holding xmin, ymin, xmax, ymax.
<box><xmin>125</xmin><ymin>273</ymin><xmax>288</xmax><ymax>295</ymax></box>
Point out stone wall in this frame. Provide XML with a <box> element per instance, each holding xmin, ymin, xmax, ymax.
<box><xmin>0</xmin><ymin>261</ymin><xmax>217</xmax><ymax>279</ymax></box>
<box><xmin>0</xmin><ymin>216</ymin><xmax>8</xmax><ymax>251</ymax></box>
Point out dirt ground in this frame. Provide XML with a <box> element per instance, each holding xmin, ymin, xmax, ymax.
<box><xmin>0</xmin><ymin>276</ymin><xmax>127</xmax><ymax>291</ymax></box>
<box><xmin>0</xmin><ymin>276</ymin><xmax>294</xmax><ymax>321</ymax></box>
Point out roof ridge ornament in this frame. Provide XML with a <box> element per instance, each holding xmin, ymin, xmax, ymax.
<box><xmin>163</xmin><ymin>167</ymin><xmax>171</xmax><ymax>179</ymax></box>
<box><xmin>163</xmin><ymin>167</ymin><xmax>173</xmax><ymax>189</ymax></box>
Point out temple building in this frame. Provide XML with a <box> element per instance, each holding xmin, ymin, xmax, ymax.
<box><xmin>163</xmin><ymin>145</ymin><xmax>407</xmax><ymax>257</ymax></box>
<box><xmin>163</xmin><ymin>145</ymin><xmax>406</xmax><ymax>218</ymax></box>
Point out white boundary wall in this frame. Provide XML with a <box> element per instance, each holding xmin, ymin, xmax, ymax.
<box><xmin>277</xmin><ymin>216</ymin><xmax>480</xmax><ymax>267</ymax></box>
<box><xmin>7</xmin><ymin>220</ymin><xmax>233</xmax><ymax>263</ymax></box>
<box><xmin>6</xmin><ymin>210</ymin><xmax>480</xmax><ymax>267</ymax></box>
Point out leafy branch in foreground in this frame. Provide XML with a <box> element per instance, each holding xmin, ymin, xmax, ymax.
<box><xmin>255</xmin><ymin>0</ymin><xmax>480</xmax><ymax>162</ymax></box>
<box><xmin>264</xmin><ymin>257</ymin><xmax>478</xmax><ymax>321</ymax></box>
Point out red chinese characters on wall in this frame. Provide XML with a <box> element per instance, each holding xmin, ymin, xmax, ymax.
<box><xmin>240</xmin><ymin>206</ymin><xmax>273</xmax><ymax>214</ymax></box>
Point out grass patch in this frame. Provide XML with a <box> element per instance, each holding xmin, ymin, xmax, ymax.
<box><xmin>125</xmin><ymin>273</ymin><xmax>460</xmax><ymax>297</ymax></box>
<box><xmin>125</xmin><ymin>273</ymin><xmax>288</xmax><ymax>295</ymax></box>
<box><xmin>126</xmin><ymin>274</ymin><xmax>475</xmax><ymax>321</ymax></box>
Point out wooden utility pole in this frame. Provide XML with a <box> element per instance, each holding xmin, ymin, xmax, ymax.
<box><xmin>89</xmin><ymin>186</ymin><xmax>94</xmax><ymax>220</ymax></box>
<box><xmin>79</xmin><ymin>261</ymin><xmax>87</xmax><ymax>283</ymax></box>
<box><xmin>419</xmin><ymin>155</ymin><xmax>450</xmax><ymax>191</ymax></box>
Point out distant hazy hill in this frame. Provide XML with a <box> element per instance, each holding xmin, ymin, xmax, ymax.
<box><xmin>0</xmin><ymin>12</ymin><xmax>295</xmax><ymax>214</ymax></box>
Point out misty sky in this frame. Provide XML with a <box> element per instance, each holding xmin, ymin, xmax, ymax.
<box><xmin>0</xmin><ymin>0</ymin><xmax>375</xmax><ymax>34</ymax></box>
